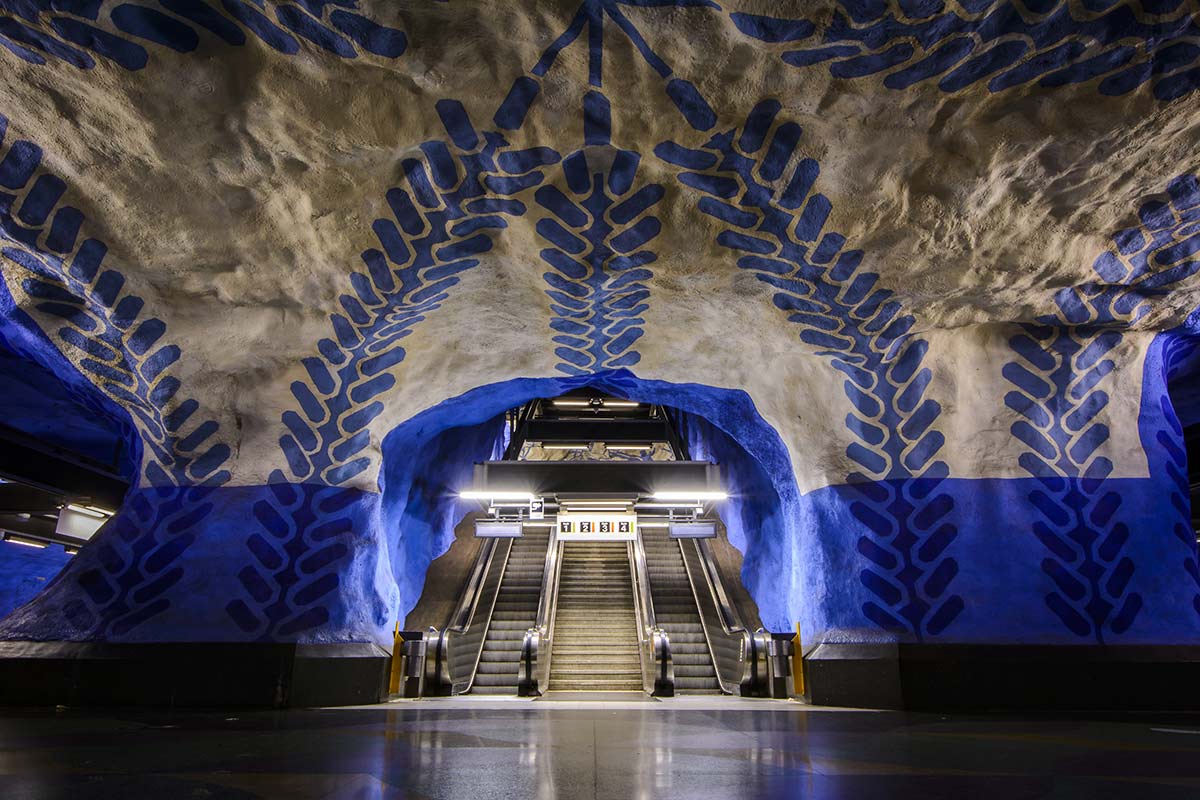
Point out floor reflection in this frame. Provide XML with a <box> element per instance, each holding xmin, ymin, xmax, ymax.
<box><xmin>2</xmin><ymin>704</ymin><xmax>1200</xmax><ymax>799</ymax></box>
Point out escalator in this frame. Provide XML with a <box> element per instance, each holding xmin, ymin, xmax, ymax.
<box><xmin>548</xmin><ymin>541</ymin><xmax>642</xmax><ymax>692</ymax></box>
<box><xmin>471</xmin><ymin>528</ymin><xmax>552</xmax><ymax>694</ymax></box>
<box><xmin>408</xmin><ymin>390</ymin><xmax>788</xmax><ymax>700</ymax></box>
<box><xmin>642</xmin><ymin>530</ymin><xmax>720</xmax><ymax>693</ymax></box>
<box><xmin>422</xmin><ymin>521</ymin><xmax>773</xmax><ymax>698</ymax></box>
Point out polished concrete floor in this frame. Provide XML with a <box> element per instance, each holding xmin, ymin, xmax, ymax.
<box><xmin>3</xmin><ymin>699</ymin><xmax>1200</xmax><ymax>799</ymax></box>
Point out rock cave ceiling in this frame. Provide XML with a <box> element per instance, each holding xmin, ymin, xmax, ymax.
<box><xmin>0</xmin><ymin>0</ymin><xmax>1199</xmax><ymax>493</ymax></box>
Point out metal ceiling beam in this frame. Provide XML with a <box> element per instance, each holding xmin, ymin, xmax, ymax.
<box><xmin>523</xmin><ymin>419</ymin><xmax>671</xmax><ymax>443</ymax></box>
<box><xmin>0</xmin><ymin>424</ymin><xmax>128</xmax><ymax>508</ymax></box>
<box><xmin>472</xmin><ymin>460</ymin><xmax>719</xmax><ymax>496</ymax></box>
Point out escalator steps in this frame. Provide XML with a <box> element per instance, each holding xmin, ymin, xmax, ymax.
<box><xmin>643</xmin><ymin>534</ymin><xmax>721</xmax><ymax>694</ymax></box>
<box><xmin>470</xmin><ymin>532</ymin><xmax>550</xmax><ymax>695</ymax></box>
<box><xmin>548</xmin><ymin>542</ymin><xmax>643</xmax><ymax>692</ymax></box>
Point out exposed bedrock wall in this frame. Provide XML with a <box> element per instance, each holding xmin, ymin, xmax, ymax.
<box><xmin>3</xmin><ymin>347</ymin><xmax>1200</xmax><ymax>647</ymax></box>
<box><xmin>2</xmin><ymin>1</ymin><xmax>1200</xmax><ymax>650</ymax></box>
<box><xmin>0</xmin><ymin>371</ymin><xmax>799</xmax><ymax>645</ymax></box>
<box><xmin>0</xmin><ymin>484</ymin><xmax>396</xmax><ymax>644</ymax></box>
<box><xmin>0</xmin><ymin>541</ymin><xmax>72</xmax><ymax>620</ymax></box>
<box><xmin>682</xmin><ymin>332</ymin><xmax>1200</xmax><ymax>645</ymax></box>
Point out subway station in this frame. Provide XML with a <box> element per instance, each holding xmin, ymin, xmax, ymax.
<box><xmin>2</xmin><ymin>0</ymin><xmax>1200</xmax><ymax>797</ymax></box>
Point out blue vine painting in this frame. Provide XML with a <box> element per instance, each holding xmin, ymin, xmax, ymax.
<box><xmin>0</xmin><ymin>1</ymin><xmax>1198</xmax><ymax>649</ymax></box>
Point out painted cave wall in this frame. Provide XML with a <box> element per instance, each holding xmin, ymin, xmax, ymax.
<box><xmin>0</xmin><ymin>1</ymin><xmax>1198</xmax><ymax>648</ymax></box>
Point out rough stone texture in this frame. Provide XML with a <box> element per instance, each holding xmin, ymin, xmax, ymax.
<box><xmin>1</xmin><ymin>1</ymin><xmax>1199</xmax><ymax>647</ymax></box>
<box><xmin>0</xmin><ymin>540</ymin><xmax>71</xmax><ymax>619</ymax></box>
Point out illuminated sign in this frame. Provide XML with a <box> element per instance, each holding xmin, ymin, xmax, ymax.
<box><xmin>668</xmin><ymin>521</ymin><xmax>717</xmax><ymax>538</ymax></box>
<box><xmin>475</xmin><ymin>521</ymin><xmax>523</xmax><ymax>538</ymax></box>
<box><xmin>557</xmin><ymin>513</ymin><xmax>637</xmax><ymax>541</ymax></box>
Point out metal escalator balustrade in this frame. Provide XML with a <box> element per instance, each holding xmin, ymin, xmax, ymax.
<box><xmin>677</xmin><ymin>534</ymin><xmax>771</xmax><ymax>696</ymax></box>
<box><xmin>430</xmin><ymin>535</ymin><xmax>511</xmax><ymax>695</ymax></box>
<box><xmin>471</xmin><ymin>528</ymin><xmax>552</xmax><ymax>694</ymax></box>
<box><xmin>642</xmin><ymin>530</ymin><xmax>720</xmax><ymax>693</ymax></box>
<box><xmin>549</xmin><ymin>542</ymin><xmax>642</xmax><ymax>692</ymax></box>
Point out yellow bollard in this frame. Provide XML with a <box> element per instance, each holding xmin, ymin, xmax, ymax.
<box><xmin>792</xmin><ymin>622</ymin><xmax>805</xmax><ymax>697</ymax></box>
<box><xmin>388</xmin><ymin>622</ymin><xmax>404</xmax><ymax>696</ymax></box>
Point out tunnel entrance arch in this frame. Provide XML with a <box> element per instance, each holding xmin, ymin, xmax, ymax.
<box><xmin>377</xmin><ymin>369</ymin><xmax>804</xmax><ymax>640</ymax></box>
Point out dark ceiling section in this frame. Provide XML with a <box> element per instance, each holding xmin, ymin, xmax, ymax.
<box><xmin>0</xmin><ymin>342</ymin><xmax>131</xmax><ymax>537</ymax></box>
<box><xmin>505</xmin><ymin>390</ymin><xmax>687</xmax><ymax>459</ymax></box>
<box><xmin>0</xmin><ymin>343</ymin><xmax>130</xmax><ymax>479</ymax></box>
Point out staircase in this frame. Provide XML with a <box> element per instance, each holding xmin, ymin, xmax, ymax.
<box><xmin>549</xmin><ymin>541</ymin><xmax>643</xmax><ymax>692</ymax></box>
<box><xmin>471</xmin><ymin>529</ymin><xmax>551</xmax><ymax>694</ymax></box>
<box><xmin>642</xmin><ymin>532</ymin><xmax>721</xmax><ymax>693</ymax></box>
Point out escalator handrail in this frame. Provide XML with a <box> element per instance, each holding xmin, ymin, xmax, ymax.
<box><xmin>679</xmin><ymin>535</ymin><xmax>755</xmax><ymax>694</ymax></box>
<box><xmin>431</xmin><ymin>536</ymin><xmax>496</xmax><ymax>692</ymax></box>
<box><xmin>630</xmin><ymin>535</ymin><xmax>673</xmax><ymax>696</ymax></box>
<box><xmin>437</xmin><ymin>535</ymin><xmax>513</xmax><ymax>694</ymax></box>
<box><xmin>447</xmin><ymin>536</ymin><xmax>498</xmax><ymax>632</ymax></box>
<box><xmin>696</xmin><ymin>538</ymin><xmax>747</xmax><ymax>637</ymax></box>
<box><xmin>694</xmin><ymin>540</ymin><xmax>770</xmax><ymax>691</ymax></box>
<box><xmin>521</xmin><ymin>532</ymin><xmax>562</xmax><ymax>695</ymax></box>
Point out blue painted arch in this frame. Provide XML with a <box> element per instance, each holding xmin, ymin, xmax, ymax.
<box><xmin>376</xmin><ymin>369</ymin><xmax>803</xmax><ymax>632</ymax></box>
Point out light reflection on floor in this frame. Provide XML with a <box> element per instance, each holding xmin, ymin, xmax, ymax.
<box><xmin>2</xmin><ymin>702</ymin><xmax>1200</xmax><ymax>798</ymax></box>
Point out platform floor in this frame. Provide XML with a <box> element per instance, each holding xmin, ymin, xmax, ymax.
<box><xmin>3</xmin><ymin>702</ymin><xmax>1200</xmax><ymax>798</ymax></box>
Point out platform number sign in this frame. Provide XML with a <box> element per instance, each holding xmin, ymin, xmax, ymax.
<box><xmin>530</xmin><ymin>497</ymin><xmax>544</xmax><ymax>520</ymax></box>
<box><xmin>556</xmin><ymin>513</ymin><xmax>637</xmax><ymax>541</ymax></box>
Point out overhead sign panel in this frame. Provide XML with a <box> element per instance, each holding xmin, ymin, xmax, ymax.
<box><xmin>557</xmin><ymin>513</ymin><xmax>637</xmax><ymax>541</ymax></box>
<box><xmin>475</xmin><ymin>520</ymin><xmax>523</xmax><ymax>538</ymax></box>
<box><xmin>669</xmin><ymin>521</ymin><xmax>717</xmax><ymax>539</ymax></box>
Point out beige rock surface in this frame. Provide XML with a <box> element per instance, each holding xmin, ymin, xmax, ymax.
<box><xmin>1</xmin><ymin>1</ymin><xmax>1196</xmax><ymax>491</ymax></box>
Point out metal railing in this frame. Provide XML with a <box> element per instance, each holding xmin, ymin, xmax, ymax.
<box><xmin>630</xmin><ymin>535</ymin><xmax>674</xmax><ymax>696</ymax></box>
<box><xmin>430</xmin><ymin>535</ymin><xmax>513</xmax><ymax>695</ymax></box>
<box><xmin>678</xmin><ymin>536</ymin><xmax>768</xmax><ymax>695</ymax></box>
<box><xmin>518</xmin><ymin>533</ymin><xmax>563</xmax><ymax>696</ymax></box>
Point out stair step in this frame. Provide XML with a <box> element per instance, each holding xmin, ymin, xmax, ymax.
<box><xmin>642</xmin><ymin>532</ymin><xmax>718</xmax><ymax>682</ymax></box>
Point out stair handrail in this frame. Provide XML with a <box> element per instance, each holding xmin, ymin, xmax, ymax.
<box><xmin>630</xmin><ymin>534</ymin><xmax>674</xmax><ymax>696</ymax></box>
<box><xmin>519</xmin><ymin>531</ymin><xmax>562</xmax><ymax>695</ymax></box>
<box><xmin>434</xmin><ymin>534</ymin><xmax>513</xmax><ymax>694</ymax></box>
<box><xmin>678</xmin><ymin>535</ymin><xmax>760</xmax><ymax>695</ymax></box>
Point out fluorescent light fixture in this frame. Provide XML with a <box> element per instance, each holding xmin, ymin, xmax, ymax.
<box><xmin>521</xmin><ymin>521</ymin><xmax>554</xmax><ymax>528</ymax></box>
<box><xmin>459</xmin><ymin>491</ymin><xmax>535</xmax><ymax>502</ymax></box>
<box><xmin>651</xmin><ymin>491</ymin><xmax>728</xmax><ymax>501</ymax></box>
<box><xmin>6</xmin><ymin>534</ymin><xmax>46</xmax><ymax>549</ymax></box>
<box><xmin>565</xmin><ymin>507</ymin><xmax>634</xmax><ymax>513</ymax></box>
<box><xmin>563</xmin><ymin>500</ymin><xmax>630</xmax><ymax>506</ymax></box>
<box><xmin>66</xmin><ymin>504</ymin><xmax>107</xmax><ymax>519</ymax></box>
<box><xmin>636</xmin><ymin>503</ymin><xmax>703</xmax><ymax>510</ymax></box>
<box><xmin>637</xmin><ymin>522</ymin><xmax>669</xmax><ymax>528</ymax></box>
<box><xmin>602</xmin><ymin>400</ymin><xmax>640</xmax><ymax>408</ymax></box>
<box><xmin>551</xmin><ymin>400</ymin><xmax>590</xmax><ymax>407</ymax></box>
<box><xmin>605</xmin><ymin>444</ymin><xmax>651</xmax><ymax>451</ymax></box>
<box><xmin>84</xmin><ymin>505</ymin><xmax>114</xmax><ymax>517</ymax></box>
<box><xmin>64</xmin><ymin>546</ymin><xmax>79</xmax><ymax>555</ymax></box>
<box><xmin>542</xmin><ymin>443</ymin><xmax>590</xmax><ymax>450</ymax></box>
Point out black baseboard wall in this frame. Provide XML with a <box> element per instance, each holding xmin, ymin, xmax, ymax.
<box><xmin>804</xmin><ymin>642</ymin><xmax>1200</xmax><ymax>711</ymax></box>
<box><xmin>7</xmin><ymin>639</ymin><xmax>1199</xmax><ymax>711</ymax></box>
<box><xmin>0</xmin><ymin>641</ymin><xmax>390</xmax><ymax>708</ymax></box>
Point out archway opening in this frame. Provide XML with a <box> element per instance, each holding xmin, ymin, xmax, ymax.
<box><xmin>377</xmin><ymin>369</ymin><xmax>803</xmax><ymax>633</ymax></box>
